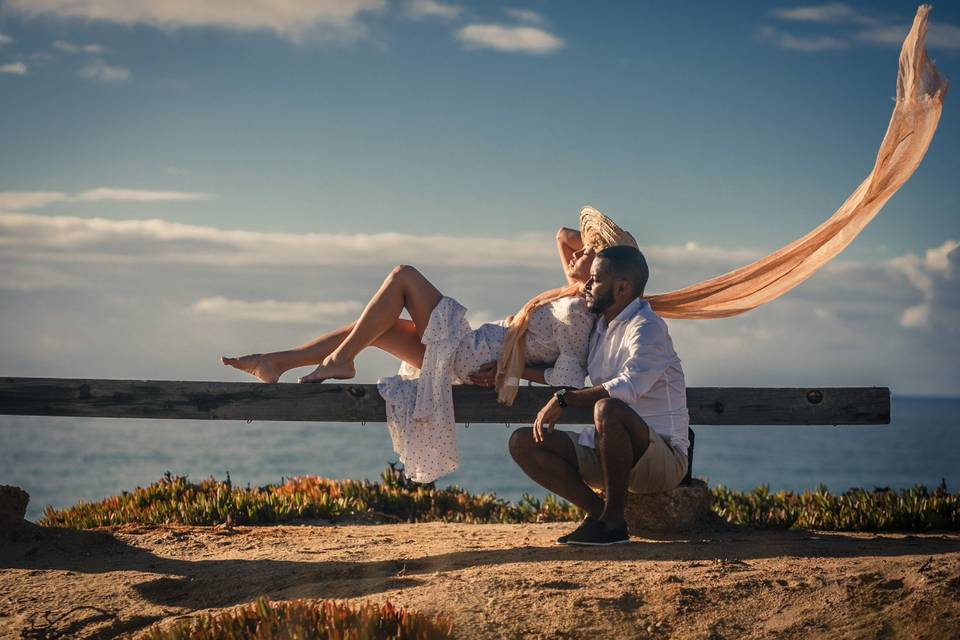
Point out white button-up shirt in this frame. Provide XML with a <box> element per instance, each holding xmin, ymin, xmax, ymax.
<box><xmin>579</xmin><ymin>298</ymin><xmax>690</xmax><ymax>454</ymax></box>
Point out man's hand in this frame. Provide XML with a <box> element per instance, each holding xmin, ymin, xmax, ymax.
<box><xmin>468</xmin><ymin>361</ymin><xmax>497</xmax><ymax>387</ymax></box>
<box><xmin>533</xmin><ymin>395</ymin><xmax>563</xmax><ymax>442</ymax></box>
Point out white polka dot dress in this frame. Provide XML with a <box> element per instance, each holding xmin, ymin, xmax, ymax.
<box><xmin>378</xmin><ymin>295</ymin><xmax>595</xmax><ymax>483</ymax></box>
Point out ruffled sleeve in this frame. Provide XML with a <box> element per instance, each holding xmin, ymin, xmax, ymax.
<box><xmin>543</xmin><ymin>298</ymin><xmax>593</xmax><ymax>388</ymax></box>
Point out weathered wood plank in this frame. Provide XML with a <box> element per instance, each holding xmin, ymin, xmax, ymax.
<box><xmin>0</xmin><ymin>378</ymin><xmax>890</xmax><ymax>425</ymax></box>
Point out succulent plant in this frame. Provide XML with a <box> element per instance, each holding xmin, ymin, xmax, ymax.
<box><xmin>143</xmin><ymin>596</ymin><xmax>453</xmax><ymax>640</ymax></box>
<box><xmin>40</xmin><ymin>465</ymin><xmax>959</xmax><ymax>532</ymax></box>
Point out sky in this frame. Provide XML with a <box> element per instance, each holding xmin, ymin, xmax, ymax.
<box><xmin>1</xmin><ymin>1</ymin><xmax>958</xmax><ymax>396</ymax></box>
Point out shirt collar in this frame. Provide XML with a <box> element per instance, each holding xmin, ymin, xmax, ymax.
<box><xmin>596</xmin><ymin>297</ymin><xmax>645</xmax><ymax>333</ymax></box>
<box><xmin>609</xmin><ymin>297</ymin><xmax>644</xmax><ymax>327</ymax></box>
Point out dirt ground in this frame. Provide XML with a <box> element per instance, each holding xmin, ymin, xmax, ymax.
<box><xmin>1</xmin><ymin>520</ymin><xmax>959</xmax><ymax>639</ymax></box>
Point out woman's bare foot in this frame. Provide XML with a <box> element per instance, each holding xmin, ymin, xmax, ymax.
<box><xmin>221</xmin><ymin>354</ymin><xmax>283</xmax><ymax>383</ymax></box>
<box><xmin>298</xmin><ymin>355</ymin><xmax>356</xmax><ymax>383</ymax></box>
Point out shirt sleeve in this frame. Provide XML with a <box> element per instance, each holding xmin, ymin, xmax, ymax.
<box><xmin>600</xmin><ymin>321</ymin><xmax>669</xmax><ymax>403</ymax></box>
<box><xmin>543</xmin><ymin>301</ymin><xmax>592</xmax><ymax>388</ymax></box>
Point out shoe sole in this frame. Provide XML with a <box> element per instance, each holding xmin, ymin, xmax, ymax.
<box><xmin>564</xmin><ymin>538</ymin><xmax>630</xmax><ymax>546</ymax></box>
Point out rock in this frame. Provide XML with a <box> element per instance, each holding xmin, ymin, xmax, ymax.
<box><xmin>623</xmin><ymin>478</ymin><xmax>716</xmax><ymax>535</ymax></box>
<box><xmin>0</xmin><ymin>485</ymin><xmax>30</xmax><ymax>531</ymax></box>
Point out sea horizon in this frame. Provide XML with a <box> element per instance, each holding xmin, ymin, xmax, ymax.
<box><xmin>3</xmin><ymin>395</ymin><xmax>958</xmax><ymax>523</ymax></box>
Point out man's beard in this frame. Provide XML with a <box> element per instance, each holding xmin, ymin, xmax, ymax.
<box><xmin>586</xmin><ymin>289</ymin><xmax>615</xmax><ymax>314</ymax></box>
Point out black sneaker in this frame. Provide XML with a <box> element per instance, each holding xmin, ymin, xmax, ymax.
<box><xmin>556</xmin><ymin>516</ymin><xmax>598</xmax><ymax>545</ymax></box>
<box><xmin>563</xmin><ymin>518</ymin><xmax>630</xmax><ymax>546</ymax></box>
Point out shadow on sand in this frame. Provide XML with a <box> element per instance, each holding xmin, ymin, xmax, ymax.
<box><xmin>3</xmin><ymin>520</ymin><xmax>959</xmax><ymax>614</ymax></box>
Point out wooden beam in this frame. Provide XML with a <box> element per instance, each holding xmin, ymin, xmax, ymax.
<box><xmin>0</xmin><ymin>378</ymin><xmax>889</xmax><ymax>425</ymax></box>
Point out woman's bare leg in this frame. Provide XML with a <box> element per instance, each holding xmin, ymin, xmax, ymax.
<box><xmin>222</xmin><ymin>317</ymin><xmax>427</xmax><ymax>382</ymax></box>
<box><xmin>299</xmin><ymin>265</ymin><xmax>442</xmax><ymax>382</ymax></box>
<box><xmin>222</xmin><ymin>325</ymin><xmax>352</xmax><ymax>382</ymax></box>
<box><xmin>220</xmin><ymin>266</ymin><xmax>442</xmax><ymax>382</ymax></box>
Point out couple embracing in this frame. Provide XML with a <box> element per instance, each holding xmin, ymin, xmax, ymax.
<box><xmin>222</xmin><ymin>7</ymin><xmax>947</xmax><ymax>546</ymax></box>
<box><xmin>223</xmin><ymin>206</ymin><xmax>689</xmax><ymax>546</ymax></box>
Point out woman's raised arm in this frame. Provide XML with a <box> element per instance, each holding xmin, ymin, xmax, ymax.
<box><xmin>556</xmin><ymin>227</ymin><xmax>584</xmax><ymax>285</ymax></box>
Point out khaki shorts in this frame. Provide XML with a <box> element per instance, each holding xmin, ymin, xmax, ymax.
<box><xmin>563</xmin><ymin>426</ymin><xmax>688</xmax><ymax>494</ymax></box>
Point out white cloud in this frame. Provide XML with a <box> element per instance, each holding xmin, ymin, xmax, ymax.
<box><xmin>0</xmin><ymin>188</ymin><xmax>214</xmax><ymax>211</ymax></box>
<box><xmin>766</xmin><ymin>5</ymin><xmax>960</xmax><ymax>54</ymax></box>
<box><xmin>6</xmin><ymin>0</ymin><xmax>386</xmax><ymax>44</ymax></box>
<box><xmin>0</xmin><ymin>212</ymin><xmax>558</xmax><ymax>268</ymax></box>
<box><xmin>1</xmin><ymin>210</ymin><xmax>957</xmax><ymax>393</ymax></box>
<box><xmin>859</xmin><ymin>23</ymin><xmax>960</xmax><ymax>51</ymax></box>
<box><xmin>889</xmin><ymin>240</ymin><xmax>960</xmax><ymax>331</ymax></box>
<box><xmin>78</xmin><ymin>59</ymin><xmax>130</xmax><ymax>83</ymax></box>
<box><xmin>773</xmin><ymin>3</ymin><xmax>875</xmax><ymax>25</ymax></box>
<box><xmin>0</xmin><ymin>61</ymin><xmax>28</xmax><ymax>75</ymax></box>
<box><xmin>928</xmin><ymin>23</ymin><xmax>960</xmax><ymax>51</ymax></box>
<box><xmin>75</xmin><ymin>187</ymin><xmax>214</xmax><ymax>203</ymax></box>
<box><xmin>0</xmin><ymin>192</ymin><xmax>67</xmax><ymax>210</ymax></box>
<box><xmin>54</xmin><ymin>40</ymin><xmax>109</xmax><ymax>54</ymax></box>
<box><xmin>457</xmin><ymin>24</ymin><xmax>564</xmax><ymax>54</ymax></box>
<box><xmin>856</xmin><ymin>25</ymin><xmax>907</xmax><ymax>47</ymax></box>
<box><xmin>504</xmin><ymin>8</ymin><xmax>543</xmax><ymax>25</ymax></box>
<box><xmin>0</xmin><ymin>33</ymin><xmax>13</xmax><ymax>45</ymax></box>
<box><xmin>27</xmin><ymin>51</ymin><xmax>56</xmax><ymax>62</ymax></box>
<box><xmin>191</xmin><ymin>296</ymin><xmax>362</xmax><ymax>324</ymax></box>
<box><xmin>404</xmin><ymin>0</ymin><xmax>462</xmax><ymax>21</ymax></box>
<box><xmin>756</xmin><ymin>25</ymin><xmax>848</xmax><ymax>52</ymax></box>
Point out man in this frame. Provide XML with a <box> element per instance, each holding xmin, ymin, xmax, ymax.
<box><xmin>509</xmin><ymin>245</ymin><xmax>690</xmax><ymax>545</ymax></box>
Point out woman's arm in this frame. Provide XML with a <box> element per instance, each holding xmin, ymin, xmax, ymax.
<box><xmin>522</xmin><ymin>364</ymin><xmax>548</xmax><ymax>385</ymax></box>
<box><xmin>556</xmin><ymin>227</ymin><xmax>583</xmax><ymax>285</ymax></box>
<box><xmin>468</xmin><ymin>361</ymin><xmax>548</xmax><ymax>386</ymax></box>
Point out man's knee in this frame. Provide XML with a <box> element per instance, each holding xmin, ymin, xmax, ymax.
<box><xmin>508</xmin><ymin>427</ymin><xmax>535</xmax><ymax>461</ymax></box>
<box><xmin>593</xmin><ymin>397</ymin><xmax>628</xmax><ymax>433</ymax></box>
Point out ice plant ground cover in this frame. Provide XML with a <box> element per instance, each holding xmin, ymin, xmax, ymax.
<box><xmin>143</xmin><ymin>597</ymin><xmax>453</xmax><ymax>640</ymax></box>
<box><xmin>37</xmin><ymin>465</ymin><xmax>960</xmax><ymax>532</ymax></box>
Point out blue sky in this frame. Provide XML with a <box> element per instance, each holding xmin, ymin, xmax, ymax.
<box><xmin>1</xmin><ymin>1</ymin><xmax>958</xmax><ymax>394</ymax></box>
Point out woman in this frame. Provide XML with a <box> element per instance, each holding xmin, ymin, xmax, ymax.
<box><xmin>223</xmin><ymin>206</ymin><xmax>637</xmax><ymax>482</ymax></box>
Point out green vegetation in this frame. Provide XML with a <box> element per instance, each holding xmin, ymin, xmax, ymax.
<box><xmin>143</xmin><ymin>597</ymin><xmax>452</xmax><ymax>640</ymax></box>
<box><xmin>39</xmin><ymin>464</ymin><xmax>580</xmax><ymax>529</ymax></box>
<box><xmin>711</xmin><ymin>482</ymin><xmax>960</xmax><ymax>531</ymax></box>
<box><xmin>40</xmin><ymin>465</ymin><xmax>960</xmax><ymax>531</ymax></box>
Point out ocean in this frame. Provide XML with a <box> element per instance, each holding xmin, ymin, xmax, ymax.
<box><xmin>2</xmin><ymin>396</ymin><xmax>958</xmax><ymax>522</ymax></box>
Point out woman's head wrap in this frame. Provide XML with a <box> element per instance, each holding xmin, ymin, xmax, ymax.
<box><xmin>579</xmin><ymin>205</ymin><xmax>638</xmax><ymax>251</ymax></box>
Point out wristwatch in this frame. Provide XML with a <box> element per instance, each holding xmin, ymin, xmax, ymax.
<box><xmin>554</xmin><ymin>388</ymin><xmax>568</xmax><ymax>408</ymax></box>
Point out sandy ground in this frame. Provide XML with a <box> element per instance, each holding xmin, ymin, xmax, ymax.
<box><xmin>1</xmin><ymin>521</ymin><xmax>959</xmax><ymax>640</ymax></box>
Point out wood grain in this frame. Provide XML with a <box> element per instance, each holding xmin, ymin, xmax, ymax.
<box><xmin>0</xmin><ymin>378</ymin><xmax>890</xmax><ymax>425</ymax></box>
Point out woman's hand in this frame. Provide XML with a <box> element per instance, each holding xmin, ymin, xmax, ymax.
<box><xmin>468</xmin><ymin>361</ymin><xmax>498</xmax><ymax>387</ymax></box>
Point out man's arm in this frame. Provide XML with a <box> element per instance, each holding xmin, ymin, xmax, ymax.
<box><xmin>563</xmin><ymin>385</ymin><xmax>610</xmax><ymax>407</ymax></box>
<box><xmin>532</xmin><ymin>384</ymin><xmax>609</xmax><ymax>442</ymax></box>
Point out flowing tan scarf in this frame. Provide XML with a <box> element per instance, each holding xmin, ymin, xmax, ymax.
<box><xmin>494</xmin><ymin>5</ymin><xmax>946</xmax><ymax>403</ymax></box>
<box><xmin>647</xmin><ymin>5</ymin><xmax>947</xmax><ymax>319</ymax></box>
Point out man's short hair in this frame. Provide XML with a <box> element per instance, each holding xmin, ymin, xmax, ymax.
<box><xmin>597</xmin><ymin>245</ymin><xmax>649</xmax><ymax>297</ymax></box>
